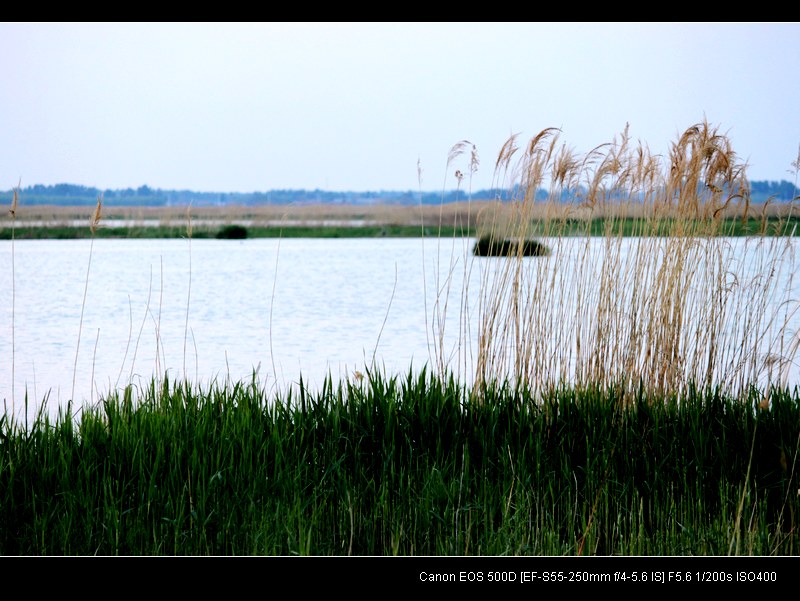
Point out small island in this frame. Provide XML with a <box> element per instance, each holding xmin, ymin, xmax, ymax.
<box><xmin>472</xmin><ymin>234</ymin><xmax>551</xmax><ymax>257</ymax></box>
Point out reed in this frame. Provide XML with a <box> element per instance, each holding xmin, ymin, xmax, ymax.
<box><xmin>427</xmin><ymin>121</ymin><xmax>800</xmax><ymax>402</ymax></box>
<box><xmin>71</xmin><ymin>196</ymin><xmax>103</xmax><ymax>405</ymax></box>
<box><xmin>183</xmin><ymin>204</ymin><xmax>193</xmax><ymax>382</ymax></box>
<box><xmin>8</xmin><ymin>183</ymin><xmax>19</xmax><ymax>416</ymax></box>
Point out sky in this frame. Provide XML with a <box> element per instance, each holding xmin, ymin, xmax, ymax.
<box><xmin>1</xmin><ymin>22</ymin><xmax>799</xmax><ymax>193</ymax></box>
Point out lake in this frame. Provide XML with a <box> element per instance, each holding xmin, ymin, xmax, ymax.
<box><xmin>2</xmin><ymin>235</ymin><xmax>800</xmax><ymax>425</ymax></box>
<box><xmin>1</xmin><ymin>237</ymin><xmax>480</xmax><ymax>422</ymax></box>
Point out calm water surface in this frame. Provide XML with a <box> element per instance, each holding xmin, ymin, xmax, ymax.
<box><xmin>1</xmin><ymin>238</ymin><xmax>479</xmax><ymax>423</ymax></box>
<box><xmin>2</xmin><ymin>236</ymin><xmax>800</xmax><ymax>425</ymax></box>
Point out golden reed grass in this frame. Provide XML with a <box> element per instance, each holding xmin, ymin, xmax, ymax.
<box><xmin>431</xmin><ymin>120</ymin><xmax>800</xmax><ymax>403</ymax></box>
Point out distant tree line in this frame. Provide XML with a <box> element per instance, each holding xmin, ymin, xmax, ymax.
<box><xmin>1</xmin><ymin>180</ymin><xmax>796</xmax><ymax>207</ymax></box>
<box><xmin>749</xmin><ymin>180</ymin><xmax>798</xmax><ymax>202</ymax></box>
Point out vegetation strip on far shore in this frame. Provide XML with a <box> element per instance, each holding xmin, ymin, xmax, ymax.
<box><xmin>2</xmin><ymin>216</ymin><xmax>799</xmax><ymax>240</ymax></box>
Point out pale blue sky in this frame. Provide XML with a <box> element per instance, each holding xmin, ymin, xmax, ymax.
<box><xmin>2</xmin><ymin>22</ymin><xmax>798</xmax><ymax>193</ymax></box>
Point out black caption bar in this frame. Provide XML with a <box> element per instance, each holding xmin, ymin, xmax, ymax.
<box><xmin>4</xmin><ymin>555</ymin><xmax>793</xmax><ymax>592</ymax></box>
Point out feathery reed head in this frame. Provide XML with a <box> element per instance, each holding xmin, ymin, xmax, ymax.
<box><xmin>455</xmin><ymin>119</ymin><xmax>797</xmax><ymax>402</ymax></box>
<box><xmin>447</xmin><ymin>140</ymin><xmax>473</xmax><ymax>168</ymax></box>
<box><xmin>90</xmin><ymin>196</ymin><xmax>103</xmax><ymax>234</ymax></box>
<box><xmin>10</xmin><ymin>185</ymin><xmax>19</xmax><ymax>218</ymax></box>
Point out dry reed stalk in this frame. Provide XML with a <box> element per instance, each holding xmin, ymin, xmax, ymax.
<box><xmin>9</xmin><ymin>183</ymin><xmax>19</xmax><ymax>413</ymax></box>
<box><xmin>72</xmin><ymin>196</ymin><xmax>103</xmax><ymax>403</ymax></box>
<box><xmin>452</xmin><ymin>120</ymin><xmax>799</xmax><ymax>403</ymax></box>
<box><xmin>428</xmin><ymin>140</ymin><xmax>481</xmax><ymax>379</ymax></box>
<box><xmin>183</xmin><ymin>204</ymin><xmax>193</xmax><ymax>382</ymax></box>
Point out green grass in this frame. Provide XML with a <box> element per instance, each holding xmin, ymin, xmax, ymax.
<box><xmin>0</xmin><ymin>223</ymin><xmax>477</xmax><ymax>240</ymax></box>
<box><xmin>1</xmin><ymin>371</ymin><xmax>797</xmax><ymax>556</ymax></box>
<box><xmin>532</xmin><ymin>216</ymin><xmax>800</xmax><ymax>238</ymax></box>
<box><xmin>3</xmin><ymin>217</ymin><xmax>800</xmax><ymax>240</ymax></box>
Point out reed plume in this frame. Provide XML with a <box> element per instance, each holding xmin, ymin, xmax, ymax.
<box><xmin>430</xmin><ymin>120</ymin><xmax>799</xmax><ymax>403</ymax></box>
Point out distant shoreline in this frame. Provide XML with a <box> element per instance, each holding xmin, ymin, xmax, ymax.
<box><xmin>2</xmin><ymin>200</ymin><xmax>798</xmax><ymax>239</ymax></box>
